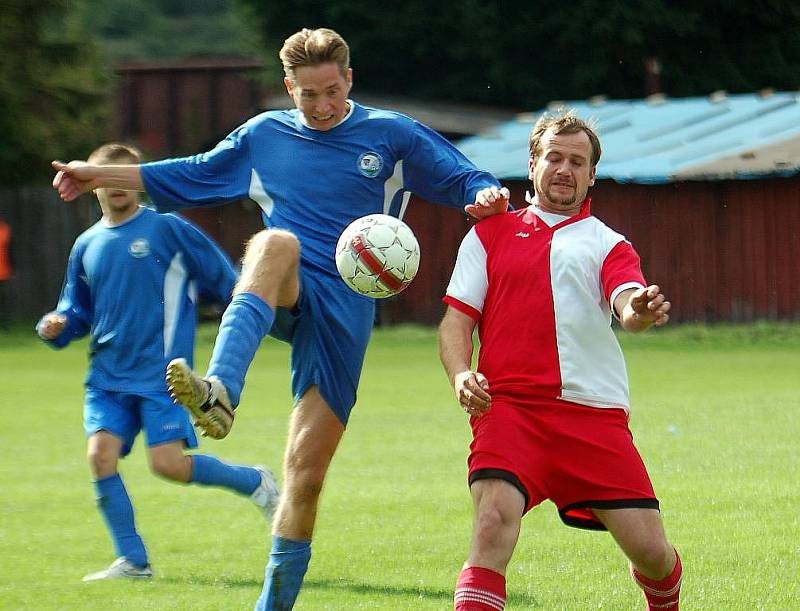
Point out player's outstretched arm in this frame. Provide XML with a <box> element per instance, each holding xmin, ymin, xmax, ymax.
<box><xmin>439</xmin><ymin>307</ymin><xmax>491</xmax><ymax>416</ymax></box>
<box><xmin>465</xmin><ymin>186</ymin><xmax>510</xmax><ymax>220</ymax></box>
<box><xmin>615</xmin><ymin>285</ymin><xmax>671</xmax><ymax>333</ymax></box>
<box><xmin>51</xmin><ymin>161</ymin><xmax>144</xmax><ymax>202</ymax></box>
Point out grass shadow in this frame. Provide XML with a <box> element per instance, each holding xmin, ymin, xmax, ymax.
<box><xmin>158</xmin><ymin>575</ymin><xmax>262</xmax><ymax>589</ymax></box>
<box><xmin>157</xmin><ymin>575</ymin><xmax>539</xmax><ymax>606</ymax></box>
<box><xmin>302</xmin><ymin>578</ymin><xmax>540</xmax><ymax>607</ymax></box>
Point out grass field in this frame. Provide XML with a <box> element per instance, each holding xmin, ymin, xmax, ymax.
<box><xmin>1</xmin><ymin>322</ymin><xmax>799</xmax><ymax>610</ymax></box>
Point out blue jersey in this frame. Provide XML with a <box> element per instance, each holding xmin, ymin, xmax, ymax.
<box><xmin>139</xmin><ymin>101</ymin><xmax>499</xmax><ymax>418</ymax></box>
<box><xmin>42</xmin><ymin>207</ymin><xmax>237</xmax><ymax>393</ymax></box>
<box><xmin>141</xmin><ymin>101</ymin><xmax>498</xmax><ymax>280</ymax></box>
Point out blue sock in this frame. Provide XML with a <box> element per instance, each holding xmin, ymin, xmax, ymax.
<box><xmin>190</xmin><ymin>454</ymin><xmax>261</xmax><ymax>496</ymax></box>
<box><xmin>208</xmin><ymin>292</ymin><xmax>275</xmax><ymax>406</ymax></box>
<box><xmin>254</xmin><ymin>536</ymin><xmax>312</xmax><ymax>610</ymax></box>
<box><xmin>94</xmin><ymin>474</ymin><xmax>148</xmax><ymax>567</ymax></box>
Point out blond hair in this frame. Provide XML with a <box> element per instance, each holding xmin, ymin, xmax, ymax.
<box><xmin>279</xmin><ymin>28</ymin><xmax>350</xmax><ymax>81</ymax></box>
<box><xmin>528</xmin><ymin>111</ymin><xmax>602</xmax><ymax>167</ymax></box>
<box><xmin>88</xmin><ymin>143</ymin><xmax>142</xmax><ymax>165</ymax></box>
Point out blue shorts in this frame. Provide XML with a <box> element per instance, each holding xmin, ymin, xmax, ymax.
<box><xmin>84</xmin><ymin>387</ymin><xmax>199</xmax><ymax>457</ymax></box>
<box><xmin>269</xmin><ymin>270</ymin><xmax>374</xmax><ymax>425</ymax></box>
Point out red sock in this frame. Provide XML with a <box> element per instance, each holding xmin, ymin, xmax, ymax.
<box><xmin>631</xmin><ymin>550</ymin><xmax>683</xmax><ymax>610</ymax></box>
<box><xmin>454</xmin><ymin>566</ymin><xmax>507</xmax><ymax>610</ymax></box>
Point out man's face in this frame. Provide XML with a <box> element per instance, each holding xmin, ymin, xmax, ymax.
<box><xmin>90</xmin><ymin>157</ymin><xmax>140</xmax><ymax>215</ymax></box>
<box><xmin>285</xmin><ymin>62</ymin><xmax>353</xmax><ymax>131</ymax></box>
<box><xmin>94</xmin><ymin>186</ymin><xmax>139</xmax><ymax>214</ymax></box>
<box><xmin>529</xmin><ymin>128</ymin><xmax>596</xmax><ymax>215</ymax></box>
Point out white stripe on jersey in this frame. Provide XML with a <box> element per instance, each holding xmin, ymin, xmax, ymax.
<box><xmin>383</xmin><ymin>160</ymin><xmax>412</xmax><ymax>217</ymax></box>
<box><xmin>397</xmin><ymin>190</ymin><xmax>413</xmax><ymax>219</ymax></box>
<box><xmin>249</xmin><ymin>168</ymin><xmax>274</xmax><ymax>217</ymax></box>
<box><xmin>445</xmin><ymin>227</ymin><xmax>488</xmax><ymax>314</ymax></box>
<box><xmin>163</xmin><ymin>251</ymin><xmax>188</xmax><ymax>357</ymax></box>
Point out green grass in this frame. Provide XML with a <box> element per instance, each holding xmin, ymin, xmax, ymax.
<box><xmin>1</xmin><ymin>323</ymin><xmax>799</xmax><ymax>609</ymax></box>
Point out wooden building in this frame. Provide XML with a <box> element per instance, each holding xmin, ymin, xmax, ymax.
<box><xmin>12</xmin><ymin>64</ymin><xmax>794</xmax><ymax>326</ymax></box>
<box><xmin>456</xmin><ymin>92</ymin><xmax>800</xmax><ymax>323</ymax></box>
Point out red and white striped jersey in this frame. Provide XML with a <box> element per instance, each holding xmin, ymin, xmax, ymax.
<box><xmin>444</xmin><ymin>199</ymin><xmax>645</xmax><ymax>412</ymax></box>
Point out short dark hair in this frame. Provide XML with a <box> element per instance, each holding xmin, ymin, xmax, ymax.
<box><xmin>528</xmin><ymin>111</ymin><xmax>602</xmax><ymax>167</ymax></box>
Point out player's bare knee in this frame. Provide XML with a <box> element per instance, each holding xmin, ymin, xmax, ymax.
<box><xmin>474</xmin><ymin>506</ymin><xmax>509</xmax><ymax>539</ymax></box>
<box><xmin>630</xmin><ymin>540</ymin><xmax>674</xmax><ymax>578</ymax></box>
<box><xmin>246</xmin><ymin>229</ymin><xmax>300</xmax><ymax>266</ymax></box>
<box><xmin>285</xmin><ymin>460</ymin><xmax>326</xmax><ymax>503</ymax></box>
<box><xmin>87</xmin><ymin>446</ymin><xmax>117</xmax><ymax>478</ymax></box>
<box><xmin>150</xmin><ymin>454</ymin><xmax>183</xmax><ymax>481</ymax></box>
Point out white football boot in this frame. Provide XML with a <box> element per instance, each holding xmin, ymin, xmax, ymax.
<box><xmin>82</xmin><ymin>557</ymin><xmax>153</xmax><ymax>582</ymax></box>
<box><xmin>166</xmin><ymin>358</ymin><xmax>234</xmax><ymax>439</ymax></box>
<box><xmin>250</xmin><ymin>466</ymin><xmax>281</xmax><ymax>521</ymax></box>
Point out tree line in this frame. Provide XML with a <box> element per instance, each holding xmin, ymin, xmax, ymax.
<box><xmin>3</xmin><ymin>0</ymin><xmax>799</xmax><ymax>186</ymax></box>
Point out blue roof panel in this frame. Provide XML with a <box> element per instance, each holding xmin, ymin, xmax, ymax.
<box><xmin>458</xmin><ymin>92</ymin><xmax>800</xmax><ymax>183</ymax></box>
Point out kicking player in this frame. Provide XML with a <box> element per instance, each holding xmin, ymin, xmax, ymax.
<box><xmin>51</xmin><ymin>29</ymin><xmax>508</xmax><ymax>608</ymax></box>
<box><xmin>39</xmin><ymin>143</ymin><xmax>279</xmax><ymax>582</ymax></box>
<box><xmin>439</xmin><ymin>112</ymin><xmax>682</xmax><ymax>610</ymax></box>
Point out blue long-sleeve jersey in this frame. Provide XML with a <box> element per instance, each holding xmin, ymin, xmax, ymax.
<box><xmin>141</xmin><ymin>101</ymin><xmax>499</xmax><ymax>281</ymax></box>
<box><xmin>41</xmin><ymin>207</ymin><xmax>237</xmax><ymax>392</ymax></box>
<box><xmin>138</xmin><ymin>101</ymin><xmax>499</xmax><ymax>415</ymax></box>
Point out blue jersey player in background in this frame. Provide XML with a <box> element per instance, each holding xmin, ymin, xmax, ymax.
<box><xmin>40</xmin><ymin>143</ymin><xmax>279</xmax><ymax>582</ymax></box>
<box><xmin>52</xmin><ymin>29</ymin><xmax>509</xmax><ymax>609</ymax></box>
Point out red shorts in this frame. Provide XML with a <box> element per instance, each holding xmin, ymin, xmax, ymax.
<box><xmin>468</xmin><ymin>396</ymin><xmax>658</xmax><ymax>530</ymax></box>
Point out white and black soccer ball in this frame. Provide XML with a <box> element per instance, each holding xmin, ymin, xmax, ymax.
<box><xmin>335</xmin><ymin>214</ymin><xmax>420</xmax><ymax>299</ymax></box>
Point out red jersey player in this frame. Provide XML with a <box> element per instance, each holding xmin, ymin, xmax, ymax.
<box><xmin>439</xmin><ymin>112</ymin><xmax>681</xmax><ymax>611</ymax></box>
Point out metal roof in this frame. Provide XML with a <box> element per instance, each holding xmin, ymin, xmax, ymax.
<box><xmin>457</xmin><ymin>91</ymin><xmax>800</xmax><ymax>183</ymax></box>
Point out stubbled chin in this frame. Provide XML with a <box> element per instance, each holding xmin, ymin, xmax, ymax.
<box><xmin>547</xmin><ymin>193</ymin><xmax>576</xmax><ymax>207</ymax></box>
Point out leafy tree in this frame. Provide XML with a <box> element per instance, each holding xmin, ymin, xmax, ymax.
<box><xmin>238</xmin><ymin>0</ymin><xmax>800</xmax><ymax>109</ymax></box>
<box><xmin>0</xmin><ymin>0</ymin><xmax>111</xmax><ymax>186</ymax></box>
<box><xmin>78</xmin><ymin>0</ymin><xmax>272</xmax><ymax>66</ymax></box>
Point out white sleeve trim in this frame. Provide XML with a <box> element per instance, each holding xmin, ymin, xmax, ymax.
<box><xmin>445</xmin><ymin>227</ymin><xmax>488</xmax><ymax>314</ymax></box>
<box><xmin>610</xmin><ymin>281</ymin><xmax>645</xmax><ymax>320</ymax></box>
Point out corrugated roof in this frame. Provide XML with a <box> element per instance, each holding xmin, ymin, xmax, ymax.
<box><xmin>457</xmin><ymin>91</ymin><xmax>800</xmax><ymax>183</ymax></box>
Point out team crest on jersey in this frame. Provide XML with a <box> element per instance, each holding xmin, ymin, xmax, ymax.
<box><xmin>357</xmin><ymin>151</ymin><xmax>384</xmax><ymax>177</ymax></box>
<box><xmin>128</xmin><ymin>238</ymin><xmax>150</xmax><ymax>258</ymax></box>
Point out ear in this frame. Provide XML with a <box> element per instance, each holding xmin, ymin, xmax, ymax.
<box><xmin>528</xmin><ymin>157</ymin><xmax>535</xmax><ymax>181</ymax></box>
<box><xmin>345</xmin><ymin>68</ymin><xmax>353</xmax><ymax>92</ymax></box>
<box><xmin>588</xmin><ymin>165</ymin><xmax>597</xmax><ymax>187</ymax></box>
<box><xmin>284</xmin><ymin>76</ymin><xmax>294</xmax><ymax>96</ymax></box>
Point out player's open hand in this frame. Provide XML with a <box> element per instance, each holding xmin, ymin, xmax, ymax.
<box><xmin>465</xmin><ymin>187</ymin><xmax>510</xmax><ymax>220</ymax></box>
<box><xmin>37</xmin><ymin>312</ymin><xmax>67</xmax><ymax>340</ymax></box>
<box><xmin>51</xmin><ymin>160</ymin><xmax>97</xmax><ymax>202</ymax></box>
<box><xmin>454</xmin><ymin>370</ymin><xmax>491</xmax><ymax>417</ymax></box>
<box><xmin>628</xmin><ymin>284</ymin><xmax>670</xmax><ymax>328</ymax></box>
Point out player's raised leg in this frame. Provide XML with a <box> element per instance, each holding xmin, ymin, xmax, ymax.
<box><xmin>255</xmin><ymin>386</ymin><xmax>344</xmax><ymax>610</ymax></box>
<box><xmin>167</xmin><ymin>229</ymin><xmax>300</xmax><ymax>438</ymax></box>
<box><xmin>83</xmin><ymin>430</ymin><xmax>152</xmax><ymax>581</ymax></box>
<box><xmin>594</xmin><ymin>507</ymin><xmax>683</xmax><ymax>610</ymax></box>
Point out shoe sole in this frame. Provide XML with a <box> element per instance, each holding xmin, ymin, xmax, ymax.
<box><xmin>83</xmin><ymin>571</ymin><xmax>153</xmax><ymax>582</ymax></box>
<box><xmin>166</xmin><ymin>359</ymin><xmax>226</xmax><ymax>439</ymax></box>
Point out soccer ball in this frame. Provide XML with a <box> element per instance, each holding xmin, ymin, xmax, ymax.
<box><xmin>335</xmin><ymin>214</ymin><xmax>420</xmax><ymax>298</ymax></box>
